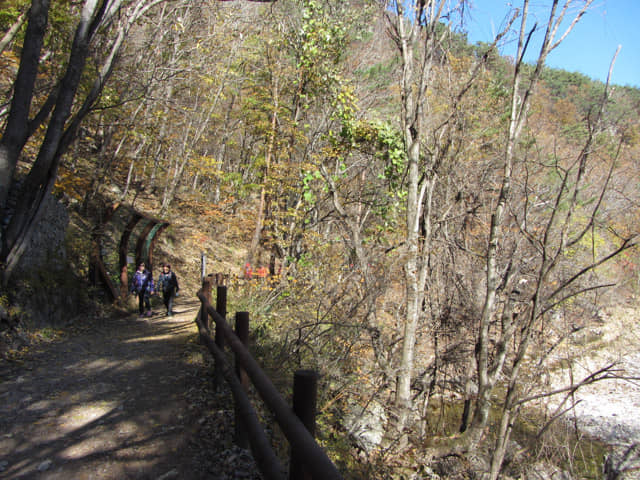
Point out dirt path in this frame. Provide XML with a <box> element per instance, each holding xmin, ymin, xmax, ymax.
<box><xmin>0</xmin><ymin>301</ymin><xmax>259</xmax><ymax>480</ymax></box>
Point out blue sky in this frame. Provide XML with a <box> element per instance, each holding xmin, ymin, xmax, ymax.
<box><xmin>463</xmin><ymin>0</ymin><xmax>640</xmax><ymax>87</ymax></box>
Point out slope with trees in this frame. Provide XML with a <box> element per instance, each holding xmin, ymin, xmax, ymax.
<box><xmin>1</xmin><ymin>0</ymin><xmax>639</xmax><ymax>478</ymax></box>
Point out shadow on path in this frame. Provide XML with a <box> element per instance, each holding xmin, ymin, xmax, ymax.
<box><xmin>0</xmin><ymin>301</ymin><xmax>239</xmax><ymax>479</ymax></box>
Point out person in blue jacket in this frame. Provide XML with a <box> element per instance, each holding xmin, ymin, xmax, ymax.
<box><xmin>130</xmin><ymin>262</ymin><xmax>155</xmax><ymax>317</ymax></box>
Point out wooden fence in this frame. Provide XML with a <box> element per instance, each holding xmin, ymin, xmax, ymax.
<box><xmin>195</xmin><ymin>276</ymin><xmax>343</xmax><ymax>480</ymax></box>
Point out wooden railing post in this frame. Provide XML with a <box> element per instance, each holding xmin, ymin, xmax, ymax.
<box><xmin>201</xmin><ymin>252</ymin><xmax>206</xmax><ymax>283</ymax></box>
<box><xmin>289</xmin><ymin>369</ymin><xmax>318</xmax><ymax>480</ymax></box>
<box><xmin>215</xmin><ymin>285</ymin><xmax>227</xmax><ymax>349</ymax></box>
<box><xmin>200</xmin><ymin>276</ymin><xmax>214</xmax><ymax>333</ymax></box>
<box><xmin>214</xmin><ymin>285</ymin><xmax>227</xmax><ymax>382</ymax></box>
<box><xmin>235</xmin><ymin>311</ymin><xmax>250</xmax><ymax>448</ymax></box>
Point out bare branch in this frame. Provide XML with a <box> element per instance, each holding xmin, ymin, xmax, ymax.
<box><xmin>515</xmin><ymin>363</ymin><xmax>621</xmax><ymax>407</ymax></box>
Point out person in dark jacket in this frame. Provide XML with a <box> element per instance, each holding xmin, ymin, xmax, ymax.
<box><xmin>130</xmin><ymin>262</ymin><xmax>155</xmax><ymax>317</ymax></box>
<box><xmin>157</xmin><ymin>263</ymin><xmax>179</xmax><ymax>316</ymax></box>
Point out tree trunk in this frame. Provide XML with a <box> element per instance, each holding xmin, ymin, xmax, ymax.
<box><xmin>0</xmin><ymin>0</ymin><xmax>51</xmax><ymax>215</ymax></box>
<box><xmin>2</xmin><ymin>0</ymin><xmax>102</xmax><ymax>285</ymax></box>
<box><xmin>248</xmin><ymin>78</ymin><xmax>278</xmax><ymax>266</ymax></box>
<box><xmin>1</xmin><ymin>0</ymin><xmax>146</xmax><ymax>284</ymax></box>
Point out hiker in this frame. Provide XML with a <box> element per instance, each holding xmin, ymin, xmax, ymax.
<box><xmin>255</xmin><ymin>266</ymin><xmax>268</xmax><ymax>279</ymax></box>
<box><xmin>130</xmin><ymin>262</ymin><xmax>154</xmax><ymax>317</ymax></box>
<box><xmin>157</xmin><ymin>263</ymin><xmax>179</xmax><ymax>316</ymax></box>
<box><xmin>244</xmin><ymin>262</ymin><xmax>253</xmax><ymax>280</ymax></box>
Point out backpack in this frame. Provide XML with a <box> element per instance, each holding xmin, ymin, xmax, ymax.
<box><xmin>159</xmin><ymin>271</ymin><xmax>177</xmax><ymax>292</ymax></box>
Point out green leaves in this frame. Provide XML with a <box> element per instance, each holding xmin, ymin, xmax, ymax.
<box><xmin>297</xmin><ymin>0</ymin><xmax>348</xmax><ymax>88</ymax></box>
<box><xmin>302</xmin><ymin>169</ymin><xmax>323</xmax><ymax>204</ymax></box>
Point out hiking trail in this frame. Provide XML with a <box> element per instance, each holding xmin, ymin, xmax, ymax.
<box><xmin>0</xmin><ymin>301</ymin><xmax>260</xmax><ymax>479</ymax></box>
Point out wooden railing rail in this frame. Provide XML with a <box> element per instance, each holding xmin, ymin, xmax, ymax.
<box><xmin>195</xmin><ymin>285</ymin><xmax>343</xmax><ymax>480</ymax></box>
<box><xmin>193</xmin><ymin>309</ymin><xmax>285</xmax><ymax>479</ymax></box>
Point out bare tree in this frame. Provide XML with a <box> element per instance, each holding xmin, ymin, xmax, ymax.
<box><xmin>442</xmin><ymin>2</ymin><xmax>640</xmax><ymax>478</ymax></box>
<box><xmin>383</xmin><ymin>0</ymin><xmax>515</xmax><ymax>436</ymax></box>
<box><xmin>465</xmin><ymin>0</ymin><xmax>596</xmax><ymax>448</ymax></box>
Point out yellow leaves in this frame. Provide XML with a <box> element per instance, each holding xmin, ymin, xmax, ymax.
<box><xmin>200</xmin><ymin>155</ymin><xmax>219</xmax><ymax>168</ymax></box>
<box><xmin>189</xmin><ymin>154</ymin><xmax>222</xmax><ymax>179</ymax></box>
<box><xmin>447</xmin><ymin>54</ymin><xmax>472</xmax><ymax>74</ymax></box>
<box><xmin>201</xmin><ymin>74</ymin><xmax>218</xmax><ymax>87</ymax></box>
<box><xmin>55</xmin><ymin>167</ymin><xmax>94</xmax><ymax>200</ymax></box>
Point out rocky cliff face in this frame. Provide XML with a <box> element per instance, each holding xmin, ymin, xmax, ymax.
<box><xmin>13</xmin><ymin>192</ymin><xmax>69</xmax><ymax>277</ymax></box>
<box><xmin>9</xmin><ymin>193</ymin><xmax>87</xmax><ymax>327</ymax></box>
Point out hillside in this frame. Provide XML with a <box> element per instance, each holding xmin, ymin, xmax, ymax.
<box><xmin>1</xmin><ymin>1</ymin><xmax>640</xmax><ymax>479</ymax></box>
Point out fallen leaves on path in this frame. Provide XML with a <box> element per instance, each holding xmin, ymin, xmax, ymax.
<box><xmin>0</xmin><ymin>306</ymin><xmax>263</xmax><ymax>479</ymax></box>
